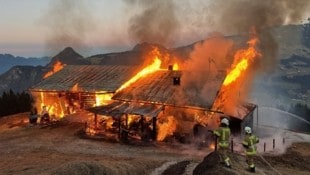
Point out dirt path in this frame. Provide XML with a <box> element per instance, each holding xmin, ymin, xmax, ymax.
<box><xmin>0</xmin><ymin>113</ymin><xmax>207</xmax><ymax>175</ymax></box>
<box><xmin>0</xmin><ymin>113</ymin><xmax>309</xmax><ymax>175</ymax></box>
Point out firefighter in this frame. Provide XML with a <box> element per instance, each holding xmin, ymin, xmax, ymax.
<box><xmin>213</xmin><ymin>118</ymin><xmax>231</xmax><ymax>168</ymax></box>
<box><xmin>242</xmin><ymin>126</ymin><xmax>259</xmax><ymax>173</ymax></box>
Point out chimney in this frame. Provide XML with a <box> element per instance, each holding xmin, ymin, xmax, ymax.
<box><xmin>173</xmin><ymin>77</ymin><xmax>180</xmax><ymax>85</ymax></box>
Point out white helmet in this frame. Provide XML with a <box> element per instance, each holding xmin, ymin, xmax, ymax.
<box><xmin>221</xmin><ymin>118</ymin><xmax>229</xmax><ymax>126</ymax></box>
<box><xmin>244</xmin><ymin>126</ymin><xmax>252</xmax><ymax>134</ymax></box>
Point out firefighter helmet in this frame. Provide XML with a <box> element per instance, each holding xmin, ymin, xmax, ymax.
<box><xmin>221</xmin><ymin>118</ymin><xmax>229</xmax><ymax>126</ymax></box>
<box><xmin>244</xmin><ymin>126</ymin><xmax>252</xmax><ymax>134</ymax></box>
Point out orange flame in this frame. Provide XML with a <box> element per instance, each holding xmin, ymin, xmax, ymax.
<box><xmin>173</xmin><ymin>63</ymin><xmax>179</xmax><ymax>70</ymax></box>
<box><xmin>37</xmin><ymin>92</ymin><xmax>65</xmax><ymax>119</ymax></box>
<box><xmin>71</xmin><ymin>83</ymin><xmax>81</xmax><ymax>92</ymax></box>
<box><xmin>223</xmin><ymin>37</ymin><xmax>259</xmax><ymax>86</ymax></box>
<box><xmin>95</xmin><ymin>93</ymin><xmax>113</xmax><ymax>107</ymax></box>
<box><xmin>117</xmin><ymin>48</ymin><xmax>163</xmax><ymax>92</ymax></box>
<box><xmin>157</xmin><ymin>116</ymin><xmax>177</xmax><ymax>141</ymax></box>
<box><xmin>43</xmin><ymin>60</ymin><xmax>66</xmax><ymax>79</ymax></box>
<box><xmin>209</xmin><ymin>143</ymin><xmax>215</xmax><ymax>150</ymax></box>
<box><xmin>212</xmin><ymin>33</ymin><xmax>261</xmax><ymax>115</ymax></box>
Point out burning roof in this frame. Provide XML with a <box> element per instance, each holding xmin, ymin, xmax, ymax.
<box><xmin>30</xmin><ymin>65</ymin><xmax>139</xmax><ymax>93</ymax></box>
<box><xmin>112</xmin><ymin>69</ymin><xmax>226</xmax><ymax>110</ymax></box>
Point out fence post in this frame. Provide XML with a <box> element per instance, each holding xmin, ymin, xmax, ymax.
<box><xmin>264</xmin><ymin>142</ymin><xmax>266</xmax><ymax>152</ymax></box>
<box><xmin>273</xmin><ymin>139</ymin><xmax>275</xmax><ymax>149</ymax></box>
<box><xmin>214</xmin><ymin>135</ymin><xmax>218</xmax><ymax>152</ymax></box>
<box><xmin>283</xmin><ymin>138</ymin><xmax>285</xmax><ymax>144</ymax></box>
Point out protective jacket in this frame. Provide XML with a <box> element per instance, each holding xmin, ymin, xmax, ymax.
<box><xmin>242</xmin><ymin>134</ymin><xmax>259</xmax><ymax>155</ymax></box>
<box><xmin>213</xmin><ymin>126</ymin><xmax>231</xmax><ymax>148</ymax></box>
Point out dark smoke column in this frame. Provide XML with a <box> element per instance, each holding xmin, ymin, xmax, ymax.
<box><xmin>124</xmin><ymin>0</ymin><xmax>180</xmax><ymax>47</ymax></box>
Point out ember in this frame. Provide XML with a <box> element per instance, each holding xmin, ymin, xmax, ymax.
<box><xmin>95</xmin><ymin>93</ymin><xmax>113</xmax><ymax>107</ymax></box>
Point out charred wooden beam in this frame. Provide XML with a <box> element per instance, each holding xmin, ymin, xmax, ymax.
<box><xmin>152</xmin><ymin>117</ymin><xmax>157</xmax><ymax>141</ymax></box>
<box><xmin>94</xmin><ymin>113</ymin><xmax>98</xmax><ymax>129</ymax></box>
<box><xmin>118</xmin><ymin>117</ymin><xmax>121</xmax><ymax>139</ymax></box>
<box><xmin>140</xmin><ymin>115</ymin><xmax>144</xmax><ymax>133</ymax></box>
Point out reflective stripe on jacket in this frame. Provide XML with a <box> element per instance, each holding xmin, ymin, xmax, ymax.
<box><xmin>242</xmin><ymin>134</ymin><xmax>259</xmax><ymax>155</ymax></box>
<box><xmin>213</xmin><ymin>127</ymin><xmax>231</xmax><ymax>148</ymax></box>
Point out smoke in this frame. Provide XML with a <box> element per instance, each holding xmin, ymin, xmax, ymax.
<box><xmin>177</xmin><ymin>33</ymin><xmax>234</xmax><ymax>111</ymax></box>
<box><xmin>178</xmin><ymin>0</ymin><xmax>310</xmax><ymax>116</ymax></box>
<box><xmin>204</xmin><ymin>0</ymin><xmax>310</xmax><ymax>71</ymax></box>
<box><xmin>209</xmin><ymin>0</ymin><xmax>309</xmax><ymax>33</ymax></box>
<box><xmin>124</xmin><ymin>0</ymin><xmax>180</xmax><ymax>47</ymax></box>
<box><xmin>41</xmin><ymin>0</ymin><xmax>94</xmax><ymax>55</ymax></box>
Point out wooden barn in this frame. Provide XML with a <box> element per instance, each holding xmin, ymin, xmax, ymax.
<box><xmin>29</xmin><ymin>65</ymin><xmax>139</xmax><ymax>118</ymax></box>
<box><xmin>87</xmin><ymin>68</ymin><xmax>257</xmax><ymax>142</ymax></box>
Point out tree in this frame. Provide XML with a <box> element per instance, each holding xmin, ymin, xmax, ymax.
<box><xmin>0</xmin><ymin>90</ymin><xmax>32</xmax><ymax>117</ymax></box>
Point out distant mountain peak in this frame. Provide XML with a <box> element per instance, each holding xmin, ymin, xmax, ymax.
<box><xmin>54</xmin><ymin>47</ymin><xmax>83</xmax><ymax>60</ymax></box>
<box><xmin>47</xmin><ymin>47</ymin><xmax>89</xmax><ymax>67</ymax></box>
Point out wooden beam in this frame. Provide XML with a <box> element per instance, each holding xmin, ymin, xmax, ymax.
<box><xmin>94</xmin><ymin>113</ymin><xmax>98</xmax><ymax>129</ymax></box>
<box><xmin>152</xmin><ymin>117</ymin><xmax>157</xmax><ymax>141</ymax></box>
<box><xmin>118</xmin><ymin>117</ymin><xmax>121</xmax><ymax>139</ymax></box>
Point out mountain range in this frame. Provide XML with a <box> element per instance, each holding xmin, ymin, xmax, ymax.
<box><xmin>0</xmin><ymin>24</ymin><xmax>309</xmax><ymax>108</ymax></box>
<box><xmin>0</xmin><ymin>54</ymin><xmax>50</xmax><ymax>75</ymax></box>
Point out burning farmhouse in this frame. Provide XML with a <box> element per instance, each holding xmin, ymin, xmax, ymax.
<box><xmin>29</xmin><ymin>43</ymin><xmax>258</xmax><ymax>143</ymax></box>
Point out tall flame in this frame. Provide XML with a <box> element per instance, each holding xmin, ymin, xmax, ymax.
<box><xmin>212</xmin><ymin>33</ymin><xmax>261</xmax><ymax>115</ymax></box>
<box><xmin>223</xmin><ymin>37</ymin><xmax>259</xmax><ymax>86</ymax></box>
<box><xmin>157</xmin><ymin>116</ymin><xmax>177</xmax><ymax>141</ymax></box>
<box><xmin>44</xmin><ymin>60</ymin><xmax>66</xmax><ymax>79</ymax></box>
<box><xmin>117</xmin><ymin>48</ymin><xmax>163</xmax><ymax>92</ymax></box>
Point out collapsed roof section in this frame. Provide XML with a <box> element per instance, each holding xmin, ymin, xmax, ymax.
<box><xmin>30</xmin><ymin>65</ymin><xmax>139</xmax><ymax>93</ymax></box>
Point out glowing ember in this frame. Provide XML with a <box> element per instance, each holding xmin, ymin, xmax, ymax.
<box><xmin>157</xmin><ymin>116</ymin><xmax>177</xmax><ymax>141</ymax></box>
<box><xmin>209</xmin><ymin>143</ymin><xmax>215</xmax><ymax>150</ymax></box>
<box><xmin>71</xmin><ymin>83</ymin><xmax>81</xmax><ymax>92</ymax></box>
<box><xmin>95</xmin><ymin>93</ymin><xmax>113</xmax><ymax>107</ymax></box>
<box><xmin>173</xmin><ymin>63</ymin><xmax>179</xmax><ymax>70</ymax></box>
<box><xmin>43</xmin><ymin>60</ymin><xmax>66</xmax><ymax>79</ymax></box>
<box><xmin>116</xmin><ymin>47</ymin><xmax>166</xmax><ymax>92</ymax></box>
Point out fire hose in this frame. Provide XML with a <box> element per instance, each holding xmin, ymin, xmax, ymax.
<box><xmin>257</xmin><ymin>154</ymin><xmax>282</xmax><ymax>175</ymax></box>
<box><xmin>233</xmin><ymin>141</ymin><xmax>282</xmax><ymax>175</ymax></box>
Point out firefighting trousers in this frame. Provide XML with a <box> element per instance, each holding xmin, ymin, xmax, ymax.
<box><xmin>246</xmin><ymin>154</ymin><xmax>255</xmax><ymax>168</ymax></box>
<box><xmin>219</xmin><ymin>146</ymin><xmax>231</xmax><ymax>166</ymax></box>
